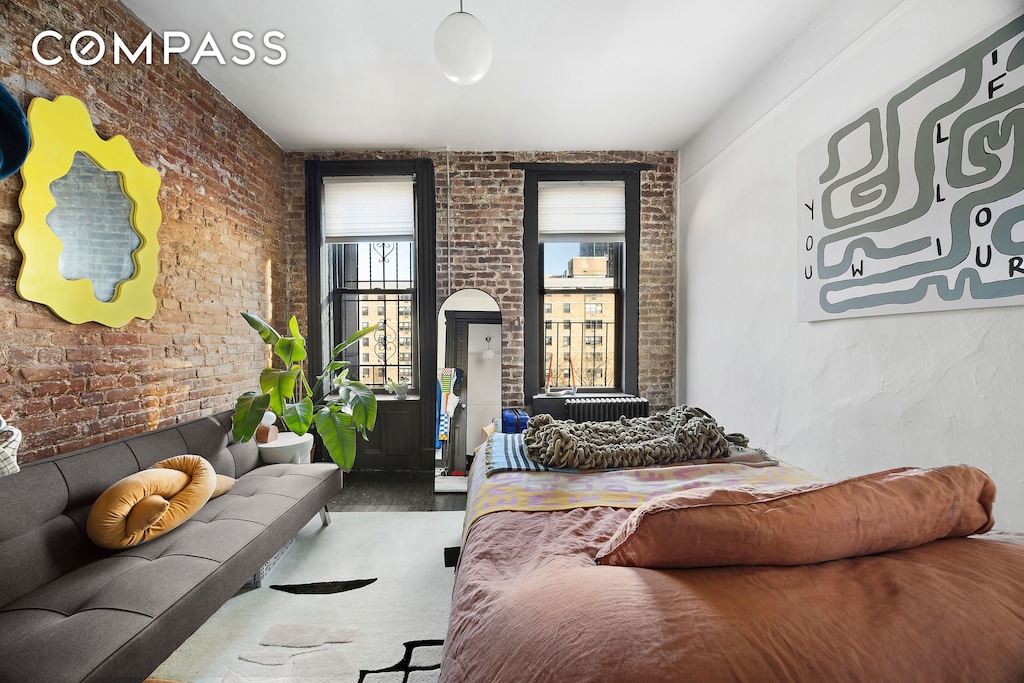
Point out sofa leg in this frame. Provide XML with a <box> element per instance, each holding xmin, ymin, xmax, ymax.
<box><xmin>319</xmin><ymin>506</ymin><xmax>331</xmax><ymax>526</ymax></box>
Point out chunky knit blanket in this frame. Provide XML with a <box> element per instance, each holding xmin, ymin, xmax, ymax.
<box><xmin>522</xmin><ymin>405</ymin><xmax>750</xmax><ymax>470</ymax></box>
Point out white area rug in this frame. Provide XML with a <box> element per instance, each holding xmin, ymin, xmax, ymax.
<box><xmin>151</xmin><ymin>511</ymin><xmax>463</xmax><ymax>683</ymax></box>
<box><xmin>433</xmin><ymin>475</ymin><xmax>468</xmax><ymax>493</ymax></box>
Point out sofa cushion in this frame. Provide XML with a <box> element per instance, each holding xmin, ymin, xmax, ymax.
<box><xmin>0</xmin><ymin>459</ymin><xmax>340</xmax><ymax>683</ymax></box>
<box><xmin>86</xmin><ymin>455</ymin><xmax>218</xmax><ymax>549</ymax></box>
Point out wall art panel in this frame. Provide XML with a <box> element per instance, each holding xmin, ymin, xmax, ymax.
<box><xmin>798</xmin><ymin>12</ymin><xmax>1024</xmax><ymax>321</ymax></box>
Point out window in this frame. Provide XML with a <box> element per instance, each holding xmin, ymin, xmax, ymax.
<box><xmin>541</xmin><ymin>182</ymin><xmax>621</xmax><ymax>389</ymax></box>
<box><xmin>321</xmin><ymin>175</ymin><xmax>417</xmax><ymax>389</ymax></box>
<box><xmin>305</xmin><ymin>158</ymin><xmax>437</xmax><ymax>467</ymax></box>
<box><xmin>520</xmin><ymin>164</ymin><xmax>642</xmax><ymax>398</ymax></box>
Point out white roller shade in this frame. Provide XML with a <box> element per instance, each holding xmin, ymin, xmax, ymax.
<box><xmin>538</xmin><ymin>180</ymin><xmax>625</xmax><ymax>242</ymax></box>
<box><xmin>323</xmin><ymin>175</ymin><xmax>415</xmax><ymax>243</ymax></box>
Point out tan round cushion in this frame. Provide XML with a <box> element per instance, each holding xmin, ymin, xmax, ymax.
<box><xmin>212</xmin><ymin>473</ymin><xmax>236</xmax><ymax>498</ymax></box>
<box><xmin>87</xmin><ymin>454</ymin><xmax>218</xmax><ymax>549</ymax></box>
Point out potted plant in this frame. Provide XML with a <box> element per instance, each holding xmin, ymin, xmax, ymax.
<box><xmin>384</xmin><ymin>377</ymin><xmax>410</xmax><ymax>400</ymax></box>
<box><xmin>231</xmin><ymin>312</ymin><xmax>379</xmax><ymax>470</ymax></box>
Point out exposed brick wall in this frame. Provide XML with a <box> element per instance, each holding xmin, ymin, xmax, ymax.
<box><xmin>284</xmin><ymin>150</ymin><xmax>677</xmax><ymax>411</ymax></box>
<box><xmin>0</xmin><ymin>0</ymin><xmax>290</xmax><ymax>463</ymax></box>
<box><xmin>0</xmin><ymin>2</ymin><xmax>677</xmax><ymax>467</ymax></box>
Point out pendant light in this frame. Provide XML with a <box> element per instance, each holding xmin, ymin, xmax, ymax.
<box><xmin>434</xmin><ymin>1</ymin><xmax>492</xmax><ymax>85</ymax></box>
<box><xmin>482</xmin><ymin>336</ymin><xmax>495</xmax><ymax>360</ymax></box>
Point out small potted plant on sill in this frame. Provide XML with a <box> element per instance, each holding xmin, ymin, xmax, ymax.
<box><xmin>385</xmin><ymin>378</ymin><xmax>411</xmax><ymax>400</ymax></box>
<box><xmin>232</xmin><ymin>312</ymin><xmax>378</xmax><ymax>471</ymax></box>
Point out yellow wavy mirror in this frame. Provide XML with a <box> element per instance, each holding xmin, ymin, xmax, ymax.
<box><xmin>15</xmin><ymin>95</ymin><xmax>161</xmax><ymax>327</ymax></box>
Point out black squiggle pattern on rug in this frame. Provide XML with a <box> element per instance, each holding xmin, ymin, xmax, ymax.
<box><xmin>269</xmin><ymin>578</ymin><xmax>377</xmax><ymax>594</ymax></box>
<box><xmin>358</xmin><ymin>639</ymin><xmax>444</xmax><ymax>682</ymax></box>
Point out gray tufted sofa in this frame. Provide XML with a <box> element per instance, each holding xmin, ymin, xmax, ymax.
<box><xmin>0</xmin><ymin>411</ymin><xmax>341</xmax><ymax>683</ymax></box>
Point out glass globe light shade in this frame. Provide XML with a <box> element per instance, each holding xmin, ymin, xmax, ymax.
<box><xmin>482</xmin><ymin>347</ymin><xmax>495</xmax><ymax>360</ymax></box>
<box><xmin>434</xmin><ymin>11</ymin><xmax>492</xmax><ymax>85</ymax></box>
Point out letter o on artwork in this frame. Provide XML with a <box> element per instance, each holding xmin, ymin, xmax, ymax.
<box><xmin>976</xmin><ymin>206</ymin><xmax>992</xmax><ymax>227</ymax></box>
<box><xmin>805</xmin><ymin>235</ymin><xmax>814</xmax><ymax>251</ymax></box>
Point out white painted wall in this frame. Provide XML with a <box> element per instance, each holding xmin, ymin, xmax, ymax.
<box><xmin>678</xmin><ymin>0</ymin><xmax>1024</xmax><ymax>531</ymax></box>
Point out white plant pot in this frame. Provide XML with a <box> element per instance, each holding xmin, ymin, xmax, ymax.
<box><xmin>257</xmin><ymin>432</ymin><xmax>314</xmax><ymax>464</ymax></box>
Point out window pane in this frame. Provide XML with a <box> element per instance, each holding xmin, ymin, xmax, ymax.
<box><xmin>544</xmin><ymin>292</ymin><xmax>617</xmax><ymax>389</ymax></box>
<box><xmin>329</xmin><ymin>240</ymin><xmax>416</xmax><ymax>389</ymax></box>
<box><xmin>542</xmin><ymin>242</ymin><xmax>620</xmax><ymax>287</ymax></box>
<box><xmin>338</xmin><ymin>291</ymin><xmax>414</xmax><ymax>387</ymax></box>
<box><xmin>330</xmin><ymin>241</ymin><xmax>414</xmax><ymax>289</ymax></box>
<box><xmin>541</xmin><ymin>241</ymin><xmax>621</xmax><ymax>389</ymax></box>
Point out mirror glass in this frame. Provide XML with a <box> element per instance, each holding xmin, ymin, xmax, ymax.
<box><xmin>47</xmin><ymin>152</ymin><xmax>139</xmax><ymax>302</ymax></box>
<box><xmin>436</xmin><ymin>288</ymin><xmax>502</xmax><ymax>488</ymax></box>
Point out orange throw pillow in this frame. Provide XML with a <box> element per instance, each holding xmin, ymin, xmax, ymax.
<box><xmin>595</xmin><ymin>465</ymin><xmax>995</xmax><ymax>568</ymax></box>
<box><xmin>87</xmin><ymin>455</ymin><xmax>218</xmax><ymax>549</ymax></box>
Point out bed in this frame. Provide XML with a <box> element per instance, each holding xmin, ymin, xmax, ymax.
<box><xmin>440</xmin><ymin>428</ymin><xmax>1024</xmax><ymax>682</ymax></box>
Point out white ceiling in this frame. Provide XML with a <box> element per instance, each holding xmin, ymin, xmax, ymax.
<box><xmin>120</xmin><ymin>0</ymin><xmax>831</xmax><ymax>152</ymax></box>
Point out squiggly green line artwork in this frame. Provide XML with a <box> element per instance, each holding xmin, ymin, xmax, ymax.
<box><xmin>798</xmin><ymin>12</ymin><xmax>1024</xmax><ymax>321</ymax></box>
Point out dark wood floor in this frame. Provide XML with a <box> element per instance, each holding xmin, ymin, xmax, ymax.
<box><xmin>327</xmin><ymin>470</ymin><xmax>467</xmax><ymax>512</ymax></box>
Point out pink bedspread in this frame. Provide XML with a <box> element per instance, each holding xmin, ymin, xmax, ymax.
<box><xmin>441</xmin><ymin>474</ymin><xmax>1024</xmax><ymax>681</ymax></box>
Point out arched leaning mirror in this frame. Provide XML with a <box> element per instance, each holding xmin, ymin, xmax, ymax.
<box><xmin>436</xmin><ymin>288</ymin><xmax>501</xmax><ymax>492</ymax></box>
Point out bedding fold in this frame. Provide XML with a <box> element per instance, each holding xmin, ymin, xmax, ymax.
<box><xmin>595</xmin><ymin>464</ymin><xmax>996</xmax><ymax>568</ymax></box>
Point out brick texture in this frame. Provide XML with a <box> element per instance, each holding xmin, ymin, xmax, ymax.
<box><xmin>0</xmin><ymin>0</ymin><xmax>291</xmax><ymax>463</ymax></box>
<box><xmin>1</xmin><ymin>0</ymin><xmax>677</xmax><ymax>465</ymax></box>
<box><xmin>283</xmin><ymin>151</ymin><xmax>678</xmax><ymax>411</ymax></box>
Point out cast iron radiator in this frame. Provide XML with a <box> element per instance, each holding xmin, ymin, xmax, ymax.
<box><xmin>564</xmin><ymin>396</ymin><xmax>649</xmax><ymax>422</ymax></box>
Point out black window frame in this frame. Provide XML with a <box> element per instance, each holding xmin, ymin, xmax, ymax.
<box><xmin>305</xmin><ymin>158</ymin><xmax>437</xmax><ymax>459</ymax></box>
<box><xmin>517</xmin><ymin>163</ymin><xmax>646</xmax><ymax>402</ymax></box>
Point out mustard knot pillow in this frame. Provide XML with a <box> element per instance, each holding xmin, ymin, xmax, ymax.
<box><xmin>87</xmin><ymin>454</ymin><xmax>219</xmax><ymax>549</ymax></box>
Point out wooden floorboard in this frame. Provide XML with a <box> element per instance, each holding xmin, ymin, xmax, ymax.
<box><xmin>328</xmin><ymin>470</ymin><xmax>467</xmax><ymax>512</ymax></box>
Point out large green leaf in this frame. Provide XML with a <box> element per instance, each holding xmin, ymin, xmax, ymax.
<box><xmin>260</xmin><ymin>367</ymin><xmax>300</xmax><ymax>414</ymax></box>
<box><xmin>288</xmin><ymin>315</ymin><xmax>303</xmax><ymax>338</ymax></box>
<box><xmin>314</xmin><ymin>410</ymin><xmax>357</xmax><ymax>470</ymax></box>
<box><xmin>274</xmin><ymin>336</ymin><xmax>307</xmax><ymax>366</ymax></box>
<box><xmin>331</xmin><ymin>323</ymin><xmax>379</xmax><ymax>357</ymax></box>
<box><xmin>337</xmin><ymin>381</ymin><xmax>377</xmax><ymax>432</ymax></box>
<box><xmin>242</xmin><ymin>312</ymin><xmax>281</xmax><ymax>346</ymax></box>
<box><xmin>322</xmin><ymin>360</ymin><xmax>350</xmax><ymax>374</ymax></box>
<box><xmin>232</xmin><ymin>391</ymin><xmax>272</xmax><ymax>442</ymax></box>
<box><xmin>282</xmin><ymin>397</ymin><xmax>314</xmax><ymax>435</ymax></box>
